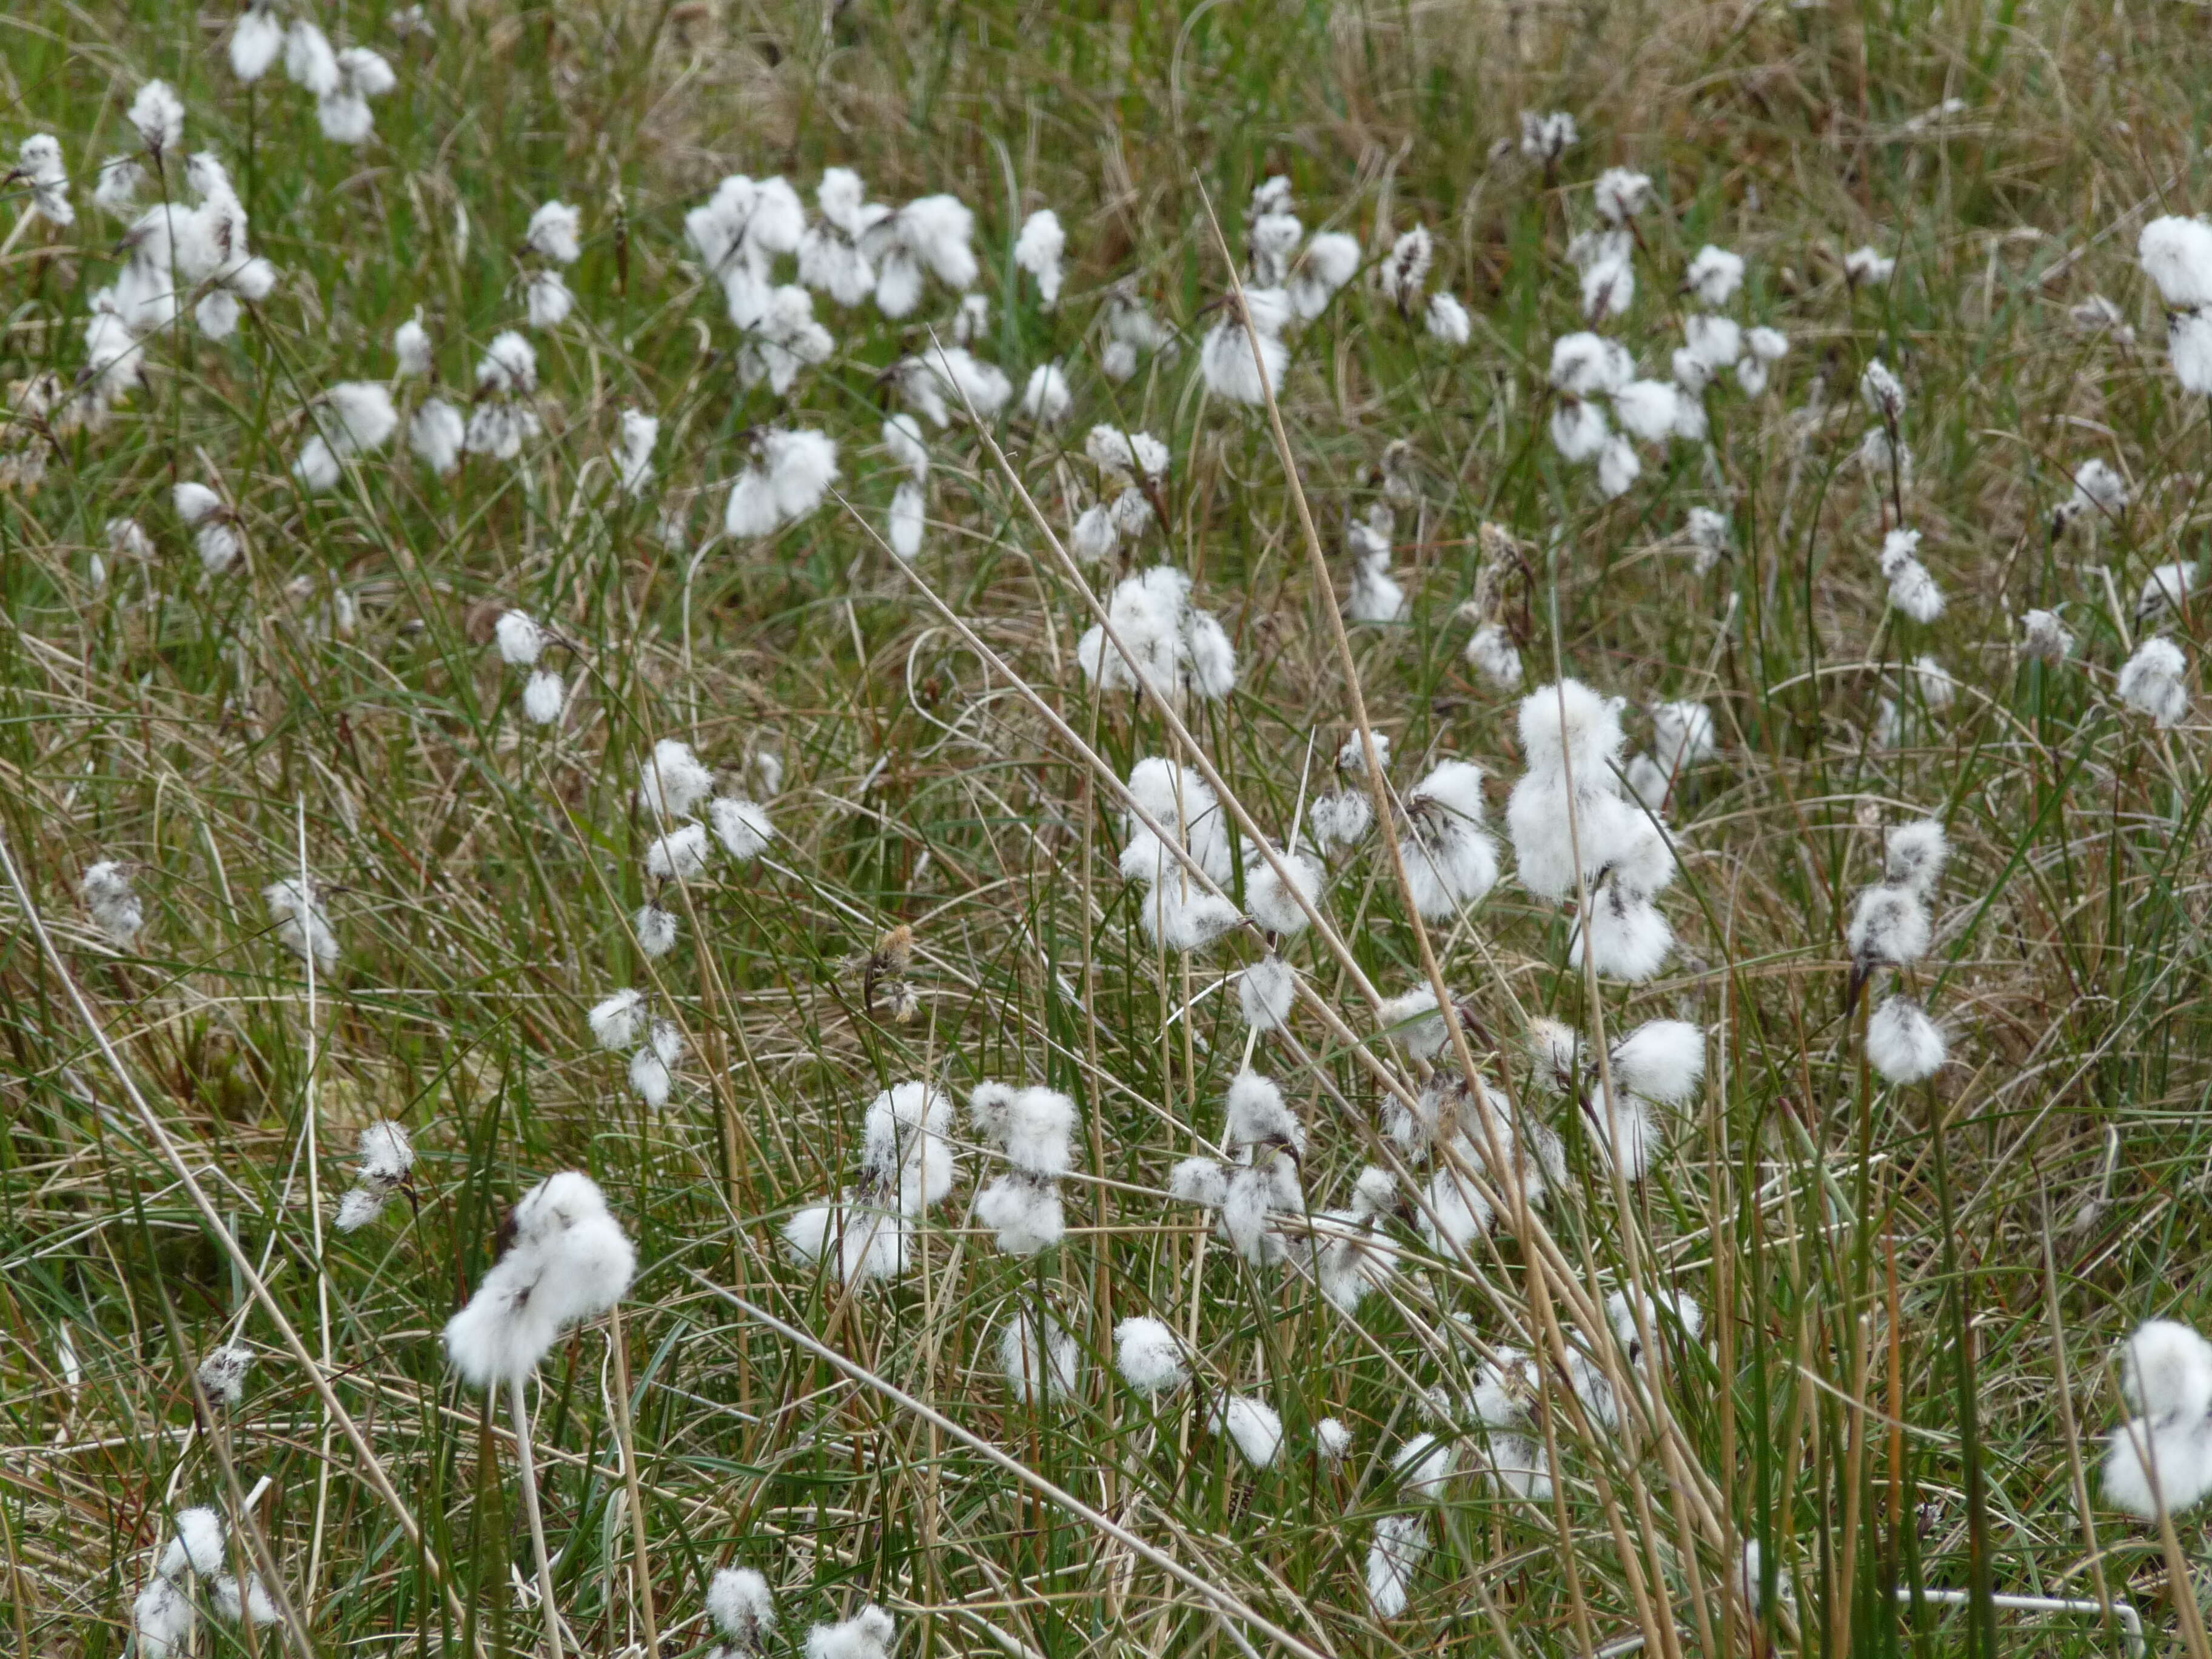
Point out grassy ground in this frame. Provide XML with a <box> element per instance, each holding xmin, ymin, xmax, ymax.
<box><xmin>6</xmin><ymin>0</ymin><xmax>2212</xmax><ymax>1655</ymax></box>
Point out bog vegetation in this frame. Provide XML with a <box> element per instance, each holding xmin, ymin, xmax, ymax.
<box><xmin>8</xmin><ymin>2</ymin><xmax>2212</xmax><ymax>1657</ymax></box>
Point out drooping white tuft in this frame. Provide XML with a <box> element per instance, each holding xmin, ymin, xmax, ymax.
<box><xmin>1238</xmin><ymin>955</ymin><xmax>1298</xmax><ymax>1031</ymax></box>
<box><xmin>2119</xmin><ymin>637</ymin><xmax>2191</xmax><ymax>728</ymax></box>
<box><xmin>706</xmin><ymin>1567</ymin><xmax>777</xmax><ymax>1651</ymax></box>
<box><xmin>1866</xmin><ymin>996</ymin><xmax>1946</xmax><ymax>1084</ymax></box>
<box><xmin>1210</xmin><ymin>1393</ymin><xmax>1284</xmax><ymax>1469</ymax></box>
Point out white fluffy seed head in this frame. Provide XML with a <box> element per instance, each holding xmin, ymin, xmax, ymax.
<box><xmin>1846</xmin><ymin>882</ymin><xmax>1931</xmax><ymax>968</ymax></box>
<box><xmin>805</xmin><ymin>1605</ymin><xmax>897</xmax><ymax>1659</ymax></box>
<box><xmin>708</xmin><ymin>797</ymin><xmax>774</xmax><ymax>862</ymax></box>
<box><xmin>1866</xmin><ymin>996</ymin><xmax>1946</xmax><ymax>1084</ymax></box>
<box><xmin>1210</xmin><ymin>1393</ymin><xmax>1284</xmax><ymax>1468</ymax></box>
<box><xmin>1684</xmin><ymin>244</ymin><xmax>1744</xmax><ymax>306</ymax></box>
<box><xmin>359</xmin><ymin>1119</ymin><xmax>414</xmax><ymax>1181</ymax></box>
<box><xmin>1238</xmin><ymin>955</ymin><xmax>1297</xmax><ymax>1031</ymax></box>
<box><xmin>638</xmin><ymin>738</ymin><xmax>714</xmax><ymax>821</ymax></box>
<box><xmin>164</xmin><ymin>1507</ymin><xmax>227</xmax><ymax>1580</ymax></box>
<box><xmin>997</xmin><ymin>1309</ymin><xmax>1081</xmax><ymax>1403</ymax></box>
<box><xmin>1114</xmin><ymin>1316</ymin><xmax>1188</xmax><ymax>1394</ymax></box>
<box><xmin>1169</xmin><ymin>1156</ymin><xmax>1228</xmax><ymax>1210</ymax></box>
<box><xmin>1610</xmin><ymin>1020</ymin><xmax>1704</xmax><ymax>1106</ymax></box>
<box><xmin>1225</xmin><ymin>1069</ymin><xmax>1303</xmax><ymax>1158</ymax></box>
<box><xmin>706</xmin><ymin>1567</ymin><xmax>777</xmax><ymax>1650</ymax></box>
<box><xmin>2140</xmin><ymin>216</ymin><xmax>2212</xmax><ymax>310</ymax></box>
<box><xmin>494</xmin><ymin>609</ymin><xmax>543</xmax><ymax>666</ymax></box>
<box><xmin>1377</xmin><ymin>986</ymin><xmax>1449</xmax><ymax>1060</ymax></box>
<box><xmin>2124</xmin><ymin>1319</ymin><xmax>2212</xmax><ymax>1421</ymax></box>
<box><xmin>2119</xmin><ymin>637</ymin><xmax>2191</xmax><ymax>728</ymax></box>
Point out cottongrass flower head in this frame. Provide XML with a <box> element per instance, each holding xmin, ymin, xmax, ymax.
<box><xmin>1683</xmin><ymin>312</ymin><xmax>1743</xmax><ymax>372</ymax></box>
<box><xmin>1593</xmin><ymin>168</ymin><xmax>1652</xmax><ymax>224</ymax></box>
<box><xmin>1572</xmin><ymin>227</ymin><xmax>1635</xmax><ymax>320</ymax></box>
<box><xmin>2020</xmin><ymin>608</ymin><xmax>2076</xmax><ymax>662</ymax></box>
<box><xmin>1200</xmin><ymin>286</ymin><xmax>1290</xmax><ymax>406</ymax></box>
<box><xmin>2139</xmin><ymin>216</ymin><xmax>2212</xmax><ymax>310</ymax></box>
<box><xmin>1844</xmin><ymin>245</ymin><xmax>1895</xmax><ymax>286</ymax></box>
<box><xmin>2119</xmin><ymin>637</ymin><xmax>2190</xmax><ymax>727</ymax></box>
<box><xmin>1078</xmin><ymin>565</ymin><xmax>1236</xmax><ymax>708</ymax></box>
<box><xmin>725</xmin><ymin>427</ymin><xmax>840</xmax><ymax>537</ymax></box>
<box><xmin>335</xmin><ymin>1119</ymin><xmax>416</xmax><ymax>1231</ymax></box>
<box><xmin>195</xmin><ymin>1342</ymin><xmax>253</xmax><ymax>1409</ymax></box>
<box><xmin>463</xmin><ymin>332</ymin><xmax>543</xmax><ymax>460</ymax></box>
<box><xmin>588</xmin><ymin>988</ymin><xmax>645</xmax><ymax>1052</ymax></box>
<box><xmin>806</xmin><ymin>1604</ymin><xmax>897</xmax><ymax>1659</ymax></box>
<box><xmin>1860</xmin><ymin>358</ymin><xmax>1906</xmax><ymax>421</ymax></box>
<box><xmin>705</xmin><ymin>1567</ymin><xmax>776</xmax><ymax>1657</ymax></box>
<box><xmin>1376</xmin><ymin>224</ymin><xmax>1433</xmax><ymax>308</ymax></box>
<box><xmin>1238</xmin><ymin>955</ymin><xmax>1298</xmax><ymax>1031</ymax></box>
<box><xmin>633</xmin><ymin>903</ymin><xmax>679</xmax><ymax>959</ymax></box>
<box><xmin>2105</xmin><ymin>1318</ymin><xmax>2212</xmax><ymax>1518</ymax></box>
<box><xmin>494</xmin><ymin>609</ymin><xmax>545</xmax><ymax>667</ymax></box>
<box><xmin>1878</xmin><ymin>528</ymin><xmax>1944</xmax><ymax>623</ymax></box>
<box><xmin>1288</xmin><ymin>229</ymin><xmax>1362</xmax><ymax>322</ymax></box>
<box><xmin>998</xmin><ymin>1308</ymin><xmax>1081</xmax><ymax>1403</ymax></box>
<box><xmin>136</xmin><ymin>1504</ymin><xmax>277</xmax><ymax>1655</ymax></box>
<box><xmin>1020</xmin><ymin>361</ymin><xmax>1071</xmax><ymax>427</ymax></box>
<box><xmin>129</xmin><ymin>79</ymin><xmax>187</xmax><ymax>159</ymax></box>
<box><xmin>1172</xmin><ymin>1070</ymin><xmax>1306</xmax><ymax>1266</ymax></box>
<box><xmin>1614</xmin><ymin>378</ymin><xmax>1684</xmax><ymax>444</ymax></box>
<box><xmin>1506</xmin><ymin>679</ymin><xmax>1678</xmax><ymax>979</ymax></box>
<box><xmin>863</xmin><ymin>193</ymin><xmax>978</xmax><ymax>317</ymax></box>
<box><xmin>1737</xmin><ymin>324</ymin><xmax>1789</xmax><ymax>394</ymax></box>
<box><xmin>2168</xmin><ymin>310</ymin><xmax>2212</xmax><ymax>394</ymax></box>
<box><xmin>1209</xmin><ymin>1393</ymin><xmax>1284</xmax><ymax>1469</ymax></box>
<box><xmin>1307</xmin><ymin>1165</ymin><xmax>1402</xmax><ymax>1315</ymax></box>
<box><xmin>1114</xmin><ymin>1315</ymin><xmax>1188</xmax><ymax>1395</ymax></box>
<box><xmin>1464</xmin><ymin>616</ymin><xmax>1523</xmax><ymax>689</ymax></box>
<box><xmin>2136</xmin><ymin>560</ymin><xmax>2197</xmax><ymax>624</ymax></box>
<box><xmin>294</xmin><ymin>381</ymin><xmax>400</xmax><ymax>492</ymax></box>
<box><xmin>1518</xmin><ymin>109</ymin><xmax>1578</xmax><ymax>164</ymax></box>
<box><xmin>645</xmin><ymin>822</ymin><xmax>710</xmax><ymax>882</ymax></box>
<box><xmin>442</xmin><ymin>1171</ymin><xmax>637</xmax><ymax>1388</ymax></box>
<box><xmin>526</xmin><ymin>269</ymin><xmax>573</xmax><ymax>329</ymax></box>
<box><xmin>80</xmin><ymin>859</ymin><xmax>144</xmax><ymax>944</ymax></box>
<box><xmin>1239</xmin><ymin>834</ymin><xmax>1323</xmax><ymax>937</ymax></box>
<box><xmin>2061</xmin><ymin>457</ymin><xmax>2128</xmax><ymax>529</ymax></box>
<box><xmin>638</xmin><ymin>737</ymin><xmax>715</xmax><ymax>821</ymax></box>
<box><xmin>1684</xmin><ymin>244</ymin><xmax>1744</xmax><ymax>307</ymax></box>
<box><xmin>1398</xmin><ymin>760</ymin><xmax>1499</xmax><ymax>918</ymax></box>
<box><xmin>525</xmin><ymin>199</ymin><xmax>582</xmax><ymax>265</ymax></box>
<box><xmin>1866</xmin><ymin>995</ymin><xmax>1946</xmax><ymax>1084</ymax></box>
<box><xmin>1122</xmin><ymin>756</ymin><xmax>1236</xmax><ymax>883</ymax></box>
<box><xmin>229</xmin><ymin>7</ymin><xmax>286</xmax><ymax>81</ymax></box>
<box><xmin>1013</xmin><ymin>208</ymin><xmax>1065</xmax><ymax>307</ymax></box>
<box><xmin>14</xmin><ymin>134</ymin><xmax>73</xmax><ymax>226</ymax></box>
<box><xmin>1343</xmin><ymin>507</ymin><xmax>1406</xmax><ymax>624</ymax></box>
<box><xmin>263</xmin><ymin>877</ymin><xmax>338</xmax><ymax>969</ymax></box>
<box><xmin>521</xmin><ymin>669</ymin><xmax>564</xmax><ymax>725</ymax></box>
<box><xmin>970</xmin><ymin>1082</ymin><xmax>1079</xmax><ymax>1255</ymax></box>
<box><xmin>1366</xmin><ymin>1431</ymin><xmax>1458</xmax><ymax>1616</ymax></box>
<box><xmin>785</xmin><ymin>1082</ymin><xmax>956</xmax><ymax>1284</ymax></box>
<box><xmin>1466</xmin><ymin>1351</ymin><xmax>1555</xmax><ymax>1500</ymax></box>
<box><xmin>624</xmin><ymin>1019</ymin><xmax>683</xmax><ymax>1110</ymax></box>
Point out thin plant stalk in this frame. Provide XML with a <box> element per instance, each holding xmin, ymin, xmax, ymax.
<box><xmin>605</xmin><ymin>1307</ymin><xmax>658</xmax><ymax>1659</ymax></box>
<box><xmin>509</xmin><ymin>1372</ymin><xmax>564</xmax><ymax>1659</ymax></box>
